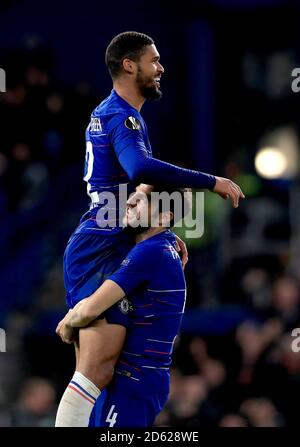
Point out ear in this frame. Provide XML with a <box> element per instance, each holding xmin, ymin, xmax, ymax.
<box><xmin>122</xmin><ymin>58</ymin><xmax>136</xmax><ymax>74</ymax></box>
<box><xmin>160</xmin><ymin>211</ymin><xmax>173</xmax><ymax>227</ymax></box>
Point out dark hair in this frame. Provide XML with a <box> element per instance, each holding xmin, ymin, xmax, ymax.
<box><xmin>105</xmin><ymin>31</ymin><xmax>154</xmax><ymax>79</ymax></box>
<box><xmin>150</xmin><ymin>187</ymin><xmax>192</xmax><ymax>227</ymax></box>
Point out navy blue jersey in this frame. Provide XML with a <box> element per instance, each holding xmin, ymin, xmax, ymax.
<box><xmin>80</xmin><ymin>89</ymin><xmax>146</xmax><ymax>234</ymax></box>
<box><xmin>108</xmin><ymin>229</ymin><xmax>186</xmax><ymax>393</ymax></box>
<box><xmin>78</xmin><ymin>89</ymin><xmax>216</xmax><ymax>235</ymax></box>
<box><xmin>84</xmin><ymin>89</ymin><xmax>152</xmax><ymax>193</ymax></box>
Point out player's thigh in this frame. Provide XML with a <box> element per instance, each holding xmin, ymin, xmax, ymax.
<box><xmin>76</xmin><ymin>318</ymin><xmax>126</xmax><ymax>378</ymax></box>
<box><xmin>74</xmin><ymin>340</ymin><xmax>80</xmax><ymax>369</ymax></box>
<box><xmin>64</xmin><ymin>232</ymin><xmax>133</xmax><ymax>309</ymax></box>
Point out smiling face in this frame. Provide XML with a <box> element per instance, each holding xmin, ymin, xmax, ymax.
<box><xmin>134</xmin><ymin>44</ymin><xmax>164</xmax><ymax>100</ymax></box>
<box><xmin>124</xmin><ymin>184</ymin><xmax>153</xmax><ymax>231</ymax></box>
<box><xmin>124</xmin><ymin>184</ymin><xmax>177</xmax><ymax>235</ymax></box>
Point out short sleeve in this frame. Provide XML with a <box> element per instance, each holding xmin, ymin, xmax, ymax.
<box><xmin>108</xmin><ymin>242</ymin><xmax>159</xmax><ymax>296</ymax></box>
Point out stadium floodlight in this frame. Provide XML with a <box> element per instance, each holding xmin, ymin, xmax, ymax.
<box><xmin>255</xmin><ymin>147</ymin><xmax>287</xmax><ymax>179</ymax></box>
<box><xmin>255</xmin><ymin>126</ymin><xmax>299</xmax><ymax>180</ymax></box>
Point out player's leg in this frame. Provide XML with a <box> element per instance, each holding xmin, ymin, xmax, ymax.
<box><xmin>55</xmin><ymin>318</ymin><xmax>126</xmax><ymax>427</ymax></box>
<box><xmin>76</xmin><ymin>318</ymin><xmax>126</xmax><ymax>387</ymax></box>
<box><xmin>95</xmin><ymin>380</ymin><xmax>169</xmax><ymax>428</ymax></box>
<box><xmin>55</xmin><ymin>231</ymin><xmax>132</xmax><ymax>427</ymax></box>
<box><xmin>74</xmin><ymin>339</ymin><xmax>80</xmax><ymax>369</ymax></box>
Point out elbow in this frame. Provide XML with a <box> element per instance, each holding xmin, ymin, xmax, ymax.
<box><xmin>127</xmin><ymin>165</ymin><xmax>144</xmax><ymax>183</ymax></box>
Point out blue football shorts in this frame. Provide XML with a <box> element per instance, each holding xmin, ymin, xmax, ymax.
<box><xmin>63</xmin><ymin>229</ymin><xmax>134</xmax><ymax>326</ymax></box>
<box><xmin>88</xmin><ymin>377</ymin><xmax>169</xmax><ymax>427</ymax></box>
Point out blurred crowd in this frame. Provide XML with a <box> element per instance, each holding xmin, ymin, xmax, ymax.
<box><xmin>1</xmin><ymin>269</ymin><xmax>299</xmax><ymax>427</ymax></box>
<box><xmin>155</xmin><ymin>272</ymin><xmax>300</xmax><ymax>427</ymax></box>
<box><xmin>0</xmin><ymin>45</ymin><xmax>95</xmax><ymax>213</ymax></box>
<box><xmin>0</xmin><ymin>44</ymin><xmax>299</xmax><ymax>428</ymax></box>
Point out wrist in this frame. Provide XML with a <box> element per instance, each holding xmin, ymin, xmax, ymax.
<box><xmin>209</xmin><ymin>175</ymin><xmax>217</xmax><ymax>190</ymax></box>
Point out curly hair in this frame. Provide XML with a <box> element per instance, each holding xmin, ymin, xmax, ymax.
<box><xmin>105</xmin><ymin>31</ymin><xmax>154</xmax><ymax>79</ymax></box>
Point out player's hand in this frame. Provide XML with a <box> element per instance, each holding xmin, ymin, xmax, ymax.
<box><xmin>213</xmin><ymin>176</ymin><xmax>245</xmax><ymax>208</ymax></box>
<box><xmin>56</xmin><ymin>312</ymin><xmax>77</xmax><ymax>344</ymax></box>
<box><xmin>175</xmin><ymin>235</ymin><xmax>188</xmax><ymax>270</ymax></box>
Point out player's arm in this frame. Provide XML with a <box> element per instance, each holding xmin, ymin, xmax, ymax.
<box><xmin>56</xmin><ymin>244</ymin><xmax>155</xmax><ymax>343</ymax></box>
<box><xmin>56</xmin><ymin>280</ymin><xmax>125</xmax><ymax>343</ymax></box>
<box><xmin>121</xmin><ymin>148</ymin><xmax>245</xmax><ymax>208</ymax></box>
<box><xmin>109</xmin><ymin>115</ymin><xmax>245</xmax><ymax>207</ymax></box>
<box><xmin>69</xmin><ymin>280</ymin><xmax>124</xmax><ymax>327</ymax></box>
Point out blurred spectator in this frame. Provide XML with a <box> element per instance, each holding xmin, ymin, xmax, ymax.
<box><xmin>277</xmin><ymin>333</ymin><xmax>300</xmax><ymax>375</ymax></box>
<box><xmin>189</xmin><ymin>337</ymin><xmax>209</xmax><ymax>370</ymax></box>
<box><xmin>155</xmin><ymin>374</ymin><xmax>208</xmax><ymax>427</ymax></box>
<box><xmin>239</xmin><ymin>397</ymin><xmax>284</xmax><ymax>427</ymax></box>
<box><xmin>3</xmin><ymin>142</ymin><xmax>50</xmax><ymax>209</ymax></box>
<box><xmin>6</xmin><ymin>377</ymin><xmax>57</xmax><ymax>427</ymax></box>
<box><xmin>240</xmin><ymin>268</ymin><xmax>272</xmax><ymax>310</ymax></box>
<box><xmin>268</xmin><ymin>276</ymin><xmax>300</xmax><ymax>330</ymax></box>
<box><xmin>201</xmin><ymin>358</ymin><xmax>226</xmax><ymax>391</ymax></box>
<box><xmin>235</xmin><ymin>319</ymin><xmax>283</xmax><ymax>386</ymax></box>
<box><xmin>219</xmin><ymin>413</ymin><xmax>249</xmax><ymax>427</ymax></box>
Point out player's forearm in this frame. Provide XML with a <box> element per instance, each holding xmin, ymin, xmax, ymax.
<box><xmin>66</xmin><ymin>305</ymin><xmax>94</xmax><ymax>328</ymax></box>
<box><xmin>67</xmin><ymin>280</ymin><xmax>126</xmax><ymax>328</ymax></box>
<box><xmin>138</xmin><ymin>157</ymin><xmax>216</xmax><ymax>189</ymax></box>
<box><xmin>119</xmin><ymin>147</ymin><xmax>216</xmax><ymax>189</ymax></box>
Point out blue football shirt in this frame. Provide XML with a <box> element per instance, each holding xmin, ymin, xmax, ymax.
<box><xmin>77</xmin><ymin>89</ymin><xmax>216</xmax><ymax>235</ymax></box>
<box><xmin>108</xmin><ymin>229</ymin><xmax>186</xmax><ymax>393</ymax></box>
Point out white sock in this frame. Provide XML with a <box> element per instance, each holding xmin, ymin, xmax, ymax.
<box><xmin>55</xmin><ymin>371</ymin><xmax>101</xmax><ymax>427</ymax></box>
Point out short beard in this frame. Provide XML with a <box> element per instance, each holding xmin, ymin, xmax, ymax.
<box><xmin>123</xmin><ymin>222</ymin><xmax>151</xmax><ymax>236</ymax></box>
<box><xmin>136</xmin><ymin>66</ymin><xmax>162</xmax><ymax>101</ymax></box>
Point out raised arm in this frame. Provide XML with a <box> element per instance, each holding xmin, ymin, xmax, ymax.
<box><xmin>117</xmin><ymin>140</ymin><xmax>216</xmax><ymax>189</ymax></box>
<box><xmin>109</xmin><ymin>115</ymin><xmax>245</xmax><ymax>207</ymax></box>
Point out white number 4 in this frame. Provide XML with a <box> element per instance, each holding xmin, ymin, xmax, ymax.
<box><xmin>106</xmin><ymin>404</ymin><xmax>118</xmax><ymax>427</ymax></box>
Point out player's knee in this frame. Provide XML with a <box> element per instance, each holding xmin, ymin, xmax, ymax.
<box><xmin>82</xmin><ymin>361</ymin><xmax>115</xmax><ymax>390</ymax></box>
<box><xmin>97</xmin><ymin>362</ymin><xmax>115</xmax><ymax>389</ymax></box>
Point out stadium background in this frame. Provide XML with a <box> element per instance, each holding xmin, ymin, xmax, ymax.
<box><xmin>0</xmin><ymin>0</ymin><xmax>300</xmax><ymax>427</ymax></box>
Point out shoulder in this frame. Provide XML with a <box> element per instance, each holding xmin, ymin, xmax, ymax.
<box><xmin>150</xmin><ymin>231</ymin><xmax>184</xmax><ymax>274</ymax></box>
<box><xmin>94</xmin><ymin>92</ymin><xmax>143</xmax><ymax>130</ymax></box>
<box><xmin>143</xmin><ymin>232</ymin><xmax>185</xmax><ymax>285</ymax></box>
<box><xmin>90</xmin><ymin>92</ymin><xmax>122</xmax><ymax>119</ymax></box>
<box><xmin>93</xmin><ymin>91</ymin><xmax>135</xmax><ymax>117</ymax></box>
<box><xmin>126</xmin><ymin>238</ymin><xmax>159</xmax><ymax>262</ymax></box>
<box><xmin>146</xmin><ymin>230</ymin><xmax>177</xmax><ymax>248</ymax></box>
<box><xmin>96</xmin><ymin>111</ymin><xmax>142</xmax><ymax>137</ymax></box>
<box><xmin>118</xmin><ymin>236</ymin><xmax>162</xmax><ymax>271</ymax></box>
<box><xmin>116</xmin><ymin>232</ymin><xmax>184</xmax><ymax>284</ymax></box>
<box><xmin>140</xmin><ymin>231</ymin><xmax>180</xmax><ymax>263</ymax></box>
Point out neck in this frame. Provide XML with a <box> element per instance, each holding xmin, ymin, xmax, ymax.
<box><xmin>135</xmin><ymin>226</ymin><xmax>167</xmax><ymax>243</ymax></box>
<box><xmin>113</xmin><ymin>80</ymin><xmax>145</xmax><ymax>112</ymax></box>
